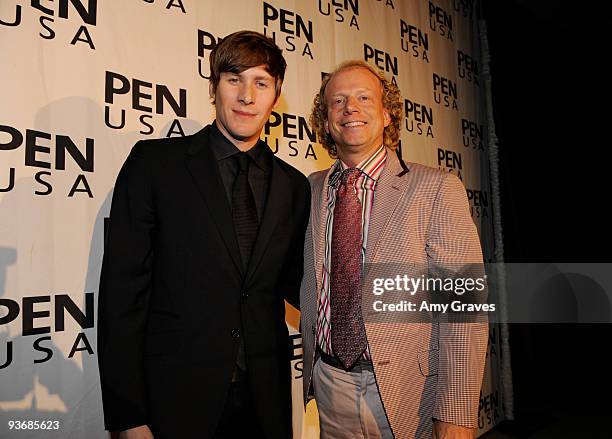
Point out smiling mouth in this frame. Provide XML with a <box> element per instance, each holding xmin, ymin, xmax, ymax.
<box><xmin>342</xmin><ymin>121</ymin><xmax>366</xmax><ymax>127</ymax></box>
<box><xmin>234</xmin><ymin>110</ymin><xmax>256</xmax><ymax>117</ymax></box>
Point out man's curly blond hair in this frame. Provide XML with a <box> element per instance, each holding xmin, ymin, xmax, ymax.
<box><xmin>310</xmin><ymin>60</ymin><xmax>403</xmax><ymax>158</ymax></box>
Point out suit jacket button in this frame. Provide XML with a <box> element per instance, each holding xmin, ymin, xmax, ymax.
<box><xmin>231</xmin><ymin>329</ymin><xmax>241</xmax><ymax>339</ymax></box>
<box><xmin>242</xmin><ymin>291</ymin><xmax>249</xmax><ymax>299</ymax></box>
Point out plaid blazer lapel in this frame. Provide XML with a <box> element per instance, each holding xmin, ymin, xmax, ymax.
<box><xmin>364</xmin><ymin>149</ymin><xmax>409</xmax><ymax>266</ymax></box>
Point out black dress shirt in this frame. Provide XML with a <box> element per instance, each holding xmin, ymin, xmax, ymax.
<box><xmin>209</xmin><ymin>121</ymin><xmax>271</xmax><ymax>223</ymax></box>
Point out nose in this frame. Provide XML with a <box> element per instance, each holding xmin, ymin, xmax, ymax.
<box><xmin>343</xmin><ymin>95</ymin><xmax>358</xmax><ymax>114</ymax></box>
<box><xmin>238</xmin><ymin>82</ymin><xmax>254</xmax><ymax>105</ymax></box>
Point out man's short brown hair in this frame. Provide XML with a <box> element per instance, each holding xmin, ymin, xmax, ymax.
<box><xmin>209</xmin><ymin>30</ymin><xmax>287</xmax><ymax>100</ymax></box>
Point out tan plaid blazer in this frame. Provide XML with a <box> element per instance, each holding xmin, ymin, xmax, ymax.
<box><xmin>300</xmin><ymin>149</ymin><xmax>488</xmax><ymax>438</ymax></box>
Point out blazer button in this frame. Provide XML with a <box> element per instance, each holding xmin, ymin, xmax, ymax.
<box><xmin>241</xmin><ymin>291</ymin><xmax>249</xmax><ymax>299</ymax></box>
<box><xmin>231</xmin><ymin>329</ymin><xmax>241</xmax><ymax>339</ymax></box>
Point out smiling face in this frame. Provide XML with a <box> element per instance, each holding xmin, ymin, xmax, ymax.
<box><xmin>210</xmin><ymin>64</ymin><xmax>279</xmax><ymax>151</ymax></box>
<box><xmin>324</xmin><ymin>66</ymin><xmax>390</xmax><ymax>165</ymax></box>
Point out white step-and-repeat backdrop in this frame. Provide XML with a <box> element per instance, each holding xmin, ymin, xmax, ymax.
<box><xmin>0</xmin><ymin>0</ymin><xmax>503</xmax><ymax>437</ymax></box>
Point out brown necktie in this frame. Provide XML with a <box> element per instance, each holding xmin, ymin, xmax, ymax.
<box><xmin>330</xmin><ymin>168</ymin><xmax>367</xmax><ymax>369</ymax></box>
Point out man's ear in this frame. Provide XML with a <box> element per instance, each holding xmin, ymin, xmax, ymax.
<box><xmin>209</xmin><ymin>82</ymin><xmax>215</xmax><ymax>101</ymax></box>
<box><xmin>383</xmin><ymin>108</ymin><xmax>391</xmax><ymax>128</ymax></box>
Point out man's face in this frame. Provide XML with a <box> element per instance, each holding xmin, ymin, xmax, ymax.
<box><xmin>324</xmin><ymin>66</ymin><xmax>390</xmax><ymax>160</ymax></box>
<box><xmin>210</xmin><ymin>65</ymin><xmax>279</xmax><ymax>150</ymax></box>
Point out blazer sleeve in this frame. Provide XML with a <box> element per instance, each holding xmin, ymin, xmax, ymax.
<box><xmin>281</xmin><ymin>175</ymin><xmax>311</xmax><ymax>310</ymax></box>
<box><xmin>425</xmin><ymin>172</ymin><xmax>489</xmax><ymax>428</ymax></box>
<box><xmin>97</xmin><ymin>141</ymin><xmax>155</xmax><ymax>432</ymax></box>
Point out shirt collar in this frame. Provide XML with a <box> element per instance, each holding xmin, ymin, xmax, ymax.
<box><xmin>210</xmin><ymin>120</ymin><xmax>239</xmax><ymax>160</ymax></box>
<box><xmin>245</xmin><ymin>139</ymin><xmax>271</xmax><ymax>173</ymax></box>
<box><xmin>210</xmin><ymin>120</ymin><xmax>270</xmax><ymax>173</ymax></box>
<box><xmin>329</xmin><ymin>144</ymin><xmax>387</xmax><ymax>187</ymax></box>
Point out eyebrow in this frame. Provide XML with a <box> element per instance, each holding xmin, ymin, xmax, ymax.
<box><xmin>329</xmin><ymin>88</ymin><xmax>374</xmax><ymax>97</ymax></box>
<box><xmin>225</xmin><ymin>72</ymin><xmax>274</xmax><ymax>81</ymax></box>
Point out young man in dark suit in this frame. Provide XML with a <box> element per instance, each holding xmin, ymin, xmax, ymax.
<box><xmin>98</xmin><ymin>30</ymin><xmax>309</xmax><ymax>439</ymax></box>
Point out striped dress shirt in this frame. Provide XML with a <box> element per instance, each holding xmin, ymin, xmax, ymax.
<box><xmin>317</xmin><ymin>144</ymin><xmax>387</xmax><ymax>359</ymax></box>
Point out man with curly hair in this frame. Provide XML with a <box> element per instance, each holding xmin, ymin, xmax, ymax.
<box><xmin>300</xmin><ymin>60</ymin><xmax>488</xmax><ymax>438</ymax></box>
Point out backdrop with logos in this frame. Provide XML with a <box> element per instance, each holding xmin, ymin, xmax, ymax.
<box><xmin>0</xmin><ymin>0</ymin><xmax>507</xmax><ymax>437</ymax></box>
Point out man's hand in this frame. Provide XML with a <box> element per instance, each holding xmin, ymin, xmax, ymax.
<box><xmin>433</xmin><ymin>420</ymin><xmax>475</xmax><ymax>439</ymax></box>
<box><xmin>118</xmin><ymin>425</ymin><xmax>154</xmax><ymax>439</ymax></box>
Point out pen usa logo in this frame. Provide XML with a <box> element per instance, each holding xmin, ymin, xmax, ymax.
<box><xmin>461</xmin><ymin>118</ymin><xmax>484</xmax><ymax>151</ymax></box>
<box><xmin>104</xmin><ymin>71</ymin><xmax>188</xmax><ymax>138</ymax></box>
<box><xmin>437</xmin><ymin>148</ymin><xmax>463</xmax><ymax>180</ymax></box>
<box><xmin>317</xmin><ymin>0</ymin><xmax>360</xmax><ymax>30</ymax></box>
<box><xmin>458</xmin><ymin>50</ymin><xmax>480</xmax><ymax>86</ymax></box>
<box><xmin>400</xmin><ymin>20</ymin><xmax>429</xmax><ymax>63</ymax></box>
<box><xmin>263</xmin><ymin>112</ymin><xmax>319</xmax><ymax>161</ymax></box>
<box><xmin>432</xmin><ymin>73</ymin><xmax>459</xmax><ymax>111</ymax></box>
<box><xmin>479</xmin><ymin>390</ymin><xmax>501</xmax><ymax>429</ymax></box>
<box><xmin>467</xmin><ymin>188</ymin><xmax>489</xmax><ymax>219</ymax></box>
<box><xmin>1</xmin><ymin>124</ymin><xmax>95</xmax><ymax>198</ymax></box>
<box><xmin>428</xmin><ymin>1</ymin><xmax>453</xmax><ymax>42</ymax></box>
<box><xmin>196</xmin><ymin>29</ymin><xmax>224</xmax><ymax>81</ymax></box>
<box><xmin>404</xmin><ymin>99</ymin><xmax>434</xmax><ymax>139</ymax></box>
<box><xmin>363</xmin><ymin>44</ymin><xmax>399</xmax><ymax>87</ymax></box>
<box><xmin>263</xmin><ymin>1</ymin><xmax>315</xmax><ymax>60</ymax></box>
<box><xmin>0</xmin><ymin>0</ymin><xmax>97</xmax><ymax>50</ymax></box>
<box><xmin>0</xmin><ymin>293</ymin><xmax>95</xmax><ymax>370</ymax></box>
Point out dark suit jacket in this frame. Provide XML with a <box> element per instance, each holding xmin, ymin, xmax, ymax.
<box><xmin>97</xmin><ymin>125</ymin><xmax>310</xmax><ymax>438</ymax></box>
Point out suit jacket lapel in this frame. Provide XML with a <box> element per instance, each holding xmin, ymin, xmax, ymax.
<box><xmin>245</xmin><ymin>151</ymin><xmax>291</xmax><ymax>282</ymax></box>
<box><xmin>185</xmin><ymin>126</ymin><xmax>243</xmax><ymax>277</ymax></box>
<box><xmin>364</xmin><ymin>149</ymin><xmax>409</xmax><ymax>265</ymax></box>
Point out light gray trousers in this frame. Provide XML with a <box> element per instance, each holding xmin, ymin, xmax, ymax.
<box><xmin>312</xmin><ymin>359</ymin><xmax>395</xmax><ymax>439</ymax></box>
